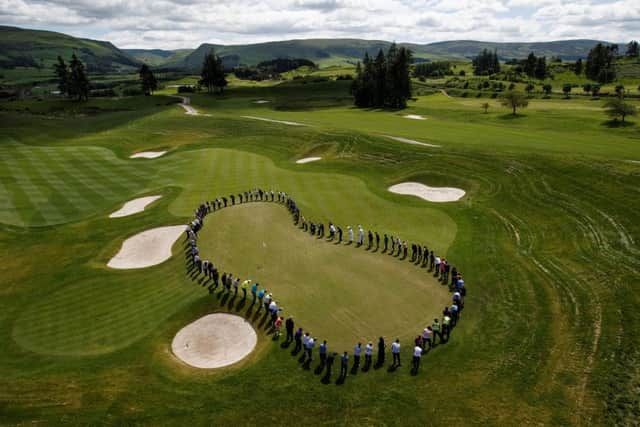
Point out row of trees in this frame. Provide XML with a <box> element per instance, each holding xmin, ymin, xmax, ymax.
<box><xmin>521</xmin><ymin>53</ymin><xmax>548</xmax><ymax>79</ymax></box>
<box><xmin>585</xmin><ymin>43</ymin><xmax>617</xmax><ymax>83</ymax></box>
<box><xmin>53</xmin><ymin>55</ymin><xmax>90</xmax><ymax>101</ymax></box>
<box><xmin>413</xmin><ymin>61</ymin><xmax>452</xmax><ymax>78</ymax></box>
<box><xmin>351</xmin><ymin>43</ymin><xmax>413</xmax><ymax>109</ymax></box>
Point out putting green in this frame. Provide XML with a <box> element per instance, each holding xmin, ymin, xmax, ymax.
<box><xmin>197</xmin><ymin>202</ymin><xmax>452</xmax><ymax>351</ymax></box>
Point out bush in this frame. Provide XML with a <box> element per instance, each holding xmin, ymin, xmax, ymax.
<box><xmin>178</xmin><ymin>85</ymin><xmax>196</xmax><ymax>93</ymax></box>
<box><xmin>490</xmin><ymin>93</ymin><xmax>498</xmax><ymax>99</ymax></box>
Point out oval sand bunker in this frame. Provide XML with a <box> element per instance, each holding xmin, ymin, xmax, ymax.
<box><xmin>130</xmin><ymin>151</ymin><xmax>167</xmax><ymax>159</ymax></box>
<box><xmin>296</xmin><ymin>157</ymin><xmax>321</xmax><ymax>164</ymax></box>
<box><xmin>107</xmin><ymin>225</ymin><xmax>184</xmax><ymax>269</ymax></box>
<box><xmin>109</xmin><ymin>195</ymin><xmax>162</xmax><ymax>218</ymax></box>
<box><xmin>172</xmin><ymin>314</ymin><xmax>257</xmax><ymax>369</ymax></box>
<box><xmin>389</xmin><ymin>182</ymin><xmax>465</xmax><ymax>202</ymax></box>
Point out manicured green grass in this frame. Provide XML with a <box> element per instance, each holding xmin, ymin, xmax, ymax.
<box><xmin>0</xmin><ymin>80</ymin><xmax>639</xmax><ymax>426</ymax></box>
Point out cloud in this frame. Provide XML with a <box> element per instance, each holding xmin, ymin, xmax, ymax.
<box><xmin>0</xmin><ymin>0</ymin><xmax>636</xmax><ymax>48</ymax></box>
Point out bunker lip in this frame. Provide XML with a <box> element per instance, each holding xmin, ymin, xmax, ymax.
<box><xmin>107</xmin><ymin>225</ymin><xmax>184</xmax><ymax>269</ymax></box>
<box><xmin>241</xmin><ymin>116</ymin><xmax>306</xmax><ymax>126</ymax></box>
<box><xmin>171</xmin><ymin>313</ymin><xmax>257</xmax><ymax>369</ymax></box>
<box><xmin>109</xmin><ymin>195</ymin><xmax>162</xmax><ymax>218</ymax></box>
<box><xmin>404</xmin><ymin>114</ymin><xmax>426</xmax><ymax>120</ymax></box>
<box><xmin>296</xmin><ymin>157</ymin><xmax>322</xmax><ymax>164</ymax></box>
<box><xmin>130</xmin><ymin>151</ymin><xmax>167</xmax><ymax>159</ymax></box>
<box><xmin>388</xmin><ymin>182</ymin><xmax>465</xmax><ymax>202</ymax></box>
<box><xmin>382</xmin><ymin>135</ymin><xmax>440</xmax><ymax>148</ymax></box>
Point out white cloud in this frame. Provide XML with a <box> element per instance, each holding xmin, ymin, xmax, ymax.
<box><xmin>0</xmin><ymin>0</ymin><xmax>637</xmax><ymax>48</ymax></box>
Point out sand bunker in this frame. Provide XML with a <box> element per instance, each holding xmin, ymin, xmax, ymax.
<box><xmin>389</xmin><ymin>182</ymin><xmax>465</xmax><ymax>202</ymax></box>
<box><xmin>109</xmin><ymin>195</ymin><xmax>162</xmax><ymax>218</ymax></box>
<box><xmin>404</xmin><ymin>114</ymin><xmax>426</xmax><ymax>120</ymax></box>
<box><xmin>130</xmin><ymin>151</ymin><xmax>167</xmax><ymax>159</ymax></box>
<box><xmin>107</xmin><ymin>225</ymin><xmax>184</xmax><ymax>269</ymax></box>
<box><xmin>382</xmin><ymin>135</ymin><xmax>440</xmax><ymax>148</ymax></box>
<box><xmin>253</xmin><ymin>100</ymin><xmax>270</xmax><ymax>104</ymax></box>
<box><xmin>172</xmin><ymin>313</ymin><xmax>257</xmax><ymax>369</ymax></box>
<box><xmin>241</xmin><ymin>116</ymin><xmax>306</xmax><ymax>126</ymax></box>
<box><xmin>296</xmin><ymin>157</ymin><xmax>322</xmax><ymax>164</ymax></box>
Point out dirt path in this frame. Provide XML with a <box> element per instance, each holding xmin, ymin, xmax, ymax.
<box><xmin>173</xmin><ymin>96</ymin><xmax>199</xmax><ymax>115</ymax></box>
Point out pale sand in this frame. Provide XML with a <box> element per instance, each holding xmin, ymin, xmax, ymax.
<box><xmin>241</xmin><ymin>116</ymin><xmax>306</xmax><ymax>126</ymax></box>
<box><xmin>172</xmin><ymin>313</ymin><xmax>257</xmax><ymax>369</ymax></box>
<box><xmin>382</xmin><ymin>135</ymin><xmax>440</xmax><ymax>148</ymax></box>
<box><xmin>296</xmin><ymin>157</ymin><xmax>322</xmax><ymax>164</ymax></box>
<box><xmin>107</xmin><ymin>225</ymin><xmax>184</xmax><ymax>269</ymax></box>
<box><xmin>109</xmin><ymin>195</ymin><xmax>162</xmax><ymax>218</ymax></box>
<box><xmin>404</xmin><ymin>114</ymin><xmax>426</xmax><ymax>120</ymax></box>
<box><xmin>388</xmin><ymin>182</ymin><xmax>465</xmax><ymax>202</ymax></box>
<box><xmin>253</xmin><ymin>100</ymin><xmax>270</xmax><ymax>104</ymax></box>
<box><xmin>130</xmin><ymin>151</ymin><xmax>167</xmax><ymax>159</ymax></box>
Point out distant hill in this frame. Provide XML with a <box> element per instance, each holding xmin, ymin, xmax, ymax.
<box><xmin>0</xmin><ymin>25</ymin><xmax>618</xmax><ymax>77</ymax></box>
<box><xmin>124</xmin><ymin>48</ymin><xmax>194</xmax><ymax>67</ymax></box>
<box><xmin>414</xmin><ymin>39</ymin><xmax>614</xmax><ymax>61</ymax></box>
<box><xmin>178</xmin><ymin>38</ymin><xmax>617</xmax><ymax>70</ymax></box>
<box><xmin>0</xmin><ymin>26</ymin><xmax>140</xmax><ymax>73</ymax></box>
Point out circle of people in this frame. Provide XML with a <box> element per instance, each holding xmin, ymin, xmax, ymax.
<box><xmin>185</xmin><ymin>188</ymin><xmax>467</xmax><ymax>379</ymax></box>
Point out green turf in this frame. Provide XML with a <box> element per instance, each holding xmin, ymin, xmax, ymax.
<box><xmin>0</xmin><ymin>80</ymin><xmax>639</xmax><ymax>426</ymax></box>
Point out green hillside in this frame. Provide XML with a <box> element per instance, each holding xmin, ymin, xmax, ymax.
<box><xmin>177</xmin><ymin>38</ymin><xmax>618</xmax><ymax>70</ymax></box>
<box><xmin>124</xmin><ymin>48</ymin><xmax>194</xmax><ymax>67</ymax></box>
<box><xmin>0</xmin><ymin>26</ymin><xmax>140</xmax><ymax>74</ymax></box>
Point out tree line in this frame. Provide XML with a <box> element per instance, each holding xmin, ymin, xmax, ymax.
<box><xmin>350</xmin><ymin>43</ymin><xmax>413</xmax><ymax>109</ymax></box>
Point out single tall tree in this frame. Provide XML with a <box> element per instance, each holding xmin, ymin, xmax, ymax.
<box><xmin>626</xmin><ymin>40</ymin><xmax>639</xmax><ymax>57</ymax></box>
<box><xmin>139</xmin><ymin>64</ymin><xmax>158</xmax><ymax>95</ymax></box>
<box><xmin>574</xmin><ymin>58</ymin><xmax>583</xmax><ymax>75</ymax></box>
<box><xmin>501</xmin><ymin>91</ymin><xmax>529</xmax><ymax>115</ymax></box>
<box><xmin>53</xmin><ymin>56</ymin><xmax>69</xmax><ymax>97</ymax></box>
<box><xmin>586</xmin><ymin>43</ymin><xmax>616</xmax><ymax>83</ymax></box>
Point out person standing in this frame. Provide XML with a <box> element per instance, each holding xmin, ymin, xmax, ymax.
<box><xmin>422</xmin><ymin>327</ymin><xmax>433</xmax><ymax>350</ymax></box>
<box><xmin>434</xmin><ymin>255</ymin><xmax>441</xmax><ymax>276</ymax></box>
<box><xmin>353</xmin><ymin>343</ymin><xmax>362</xmax><ymax>368</ymax></box>
<box><xmin>251</xmin><ymin>282</ymin><xmax>259</xmax><ymax>303</ymax></box>
<box><xmin>326</xmin><ymin>352</ymin><xmax>335</xmax><ymax>377</ymax></box>
<box><xmin>364</xmin><ymin>342</ymin><xmax>373</xmax><ymax>370</ymax></box>
<box><xmin>340</xmin><ymin>352</ymin><xmax>349</xmax><ymax>378</ymax></box>
<box><xmin>294</xmin><ymin>328</ymin><xmax>303</xmax><ymax>353</ymax></box>
<box><xmin>337</xmin><ymin>226</ymin><xmax>343</xmax><ymax>243</ymax></box>
<box><xmin>377</xmin><ymin>337</ymin><xmax>386</xmax><ymax>366</ymax></box>
<box><xmin>442</xmin><ymin>315</ymin><xmax>451</xmax><ymax>342</ymax></box>
<box><xmin>375</xmin><ymin>232</ymin><xmax>380</xmax><ymax>250</ymax></box>
<box><xmin>257</xmin><ymin>288</ymin><xmax>266</xmax><ymax>309</ymax></box>
<box><xmin>432</xmin><ymin>318</ymin><xmax>441</xmax><ymax>345</ymax></box>
<box><xmin>357</xmin><ymin>225</ymin><xmax>364</xmax><ymax>246</ymax></box>
<box><xmin>348</xmin><ymin>226</ymin><xmax>354</xmax><ymax>244</ymax></box>
<box><xmin>274</xmin><ymin>316</ymin><xmax>283</xmax><ymax>338</ymax></box>
<box><xmin>241</xmin><ymin>279</ymin><xmax>251</xmax><ymax>299</ymax></box>
<box><xmin>306</xmin><ymin>336</ymin><xmax>316</xmax><ymax>361</ymax></box>
<box><xmin>384</xmin><ymin>234</ymin><xmax>389</xmax><ymax>252</ymax></box>
<box><xmin>319</xmin><ymin>340</ymin><xmax>328</xmax><ymax>364</ymax></box>
<box><xmin>391</xmin><ymin>339</ymin><xmax>401</xmax><ymax>367</ymax></box>
<box><xmin>412</xmin><ymin>345</ymin><xmax>423</xmax><ymax>373</ymax></box>
<box><xmin>285</xmin><ymin>317</ymin><xmax>294</xmax><ymax>342</ymax></box>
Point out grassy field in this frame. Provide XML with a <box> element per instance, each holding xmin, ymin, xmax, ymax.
<box><xmin>0</xmin><ymin>79</ymin><xmax>639</xmax><ymax>426</ymax></box>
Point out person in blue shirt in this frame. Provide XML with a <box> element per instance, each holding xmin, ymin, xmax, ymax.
<box><xmin>319</xmin><ymin>340</ymin><xmax>328</xmax><ymax>364</ymax></box>
<box><xmin>251</xmin><ymin>282</ymin><xmax>259</xmax><ymax>304</ymax></box>
<box><xmin>340</xmin><ymin>352</ymin><xmax>349</xmax><ymax>378</ymax></box>
<box><xmin>257</xmin><ymin>289</ymin><xmax>266</xmax><ymax>310</ymax></box>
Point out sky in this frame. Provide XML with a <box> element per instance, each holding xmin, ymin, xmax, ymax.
<box><xmin>0</xmin><ymin>0</ymin><xmax>638</xmax><ymax>49</ymax></box>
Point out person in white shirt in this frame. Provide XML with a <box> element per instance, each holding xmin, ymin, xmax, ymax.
<box><xmin>391</xmin><ymin>339</ymin><xmax>401</xmax><ymax>367</ymax></box>
<box><xmin>348</xmin><ymin>226</ymin><xmax>354</xmax><ymax>244</ymax></box>
<box><xmin>353</xmin><ymin>343</ymin><xmax>362</xmax><ymax>368</ymax></box>
<box><xmin>434</xmin><ymin>256</ymin><xmax>441</xmax><ymax>277</ymax></box>
<box><xmin>422</xmin><ymin>327</ymin><xmax>433</xmax><ymax>349</ymax></box>
<box><xmin>306</xmin><ymin>336</ymin><xmax>316</xmax><ymax>361</ymax></box>
<box><xmin>364</xmin><ymin>342</ymin><xmax>374</xmax><ymax>370</ymax></box>
<box><xmin>412</xmin><ymin>345</ymin><xmax>423</xmax><ymax>373</ymax></box>
<box><xmin>357</xmin><ymin>226</ymin><xmax>364</xmax><ymax>246</ymax></box>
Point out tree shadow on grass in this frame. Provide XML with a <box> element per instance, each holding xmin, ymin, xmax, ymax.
<box><xmin>602</xmin><ymin>119</ymin><xmax>635</xmax><ymax>128</ymax></box>
<box><xmin>498</xmin><ymin>113</ymin><xmax>527</xmax><ymax>120</ymax></box>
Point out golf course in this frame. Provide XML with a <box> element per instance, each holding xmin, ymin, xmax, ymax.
<box><xmin>1</xmin><ymin>24</ymin><xmax>640</xmax><ymax>425</ymax></box>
